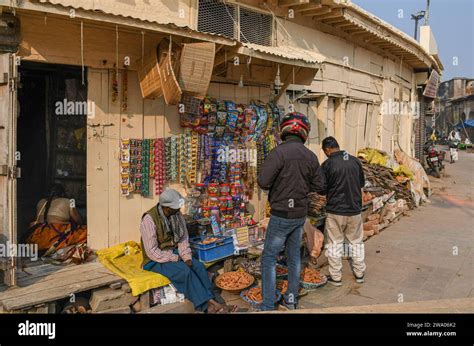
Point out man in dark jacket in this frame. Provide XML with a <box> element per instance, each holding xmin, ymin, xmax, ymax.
<box><xmin>321</xmin><ymin>137</ymin><xmax>366</xmax><ymax>287</ymax></box>
<box><xmin>257</xmin><ymin>112</ymin><xmax>325</xmax><ymax>310</ymax></box>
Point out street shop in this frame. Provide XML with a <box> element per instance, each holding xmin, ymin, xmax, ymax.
<box><xmin>0</xmin><ymin>6</ymin><xmax>323</xmax><ymax>311</ymax></box>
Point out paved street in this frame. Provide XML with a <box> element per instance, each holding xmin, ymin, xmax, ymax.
<box><xmin>299</xmin><ymin>148</ymin><xmax>474</xmax><ymax>310</ymax></box>
<box><xmin>146</xmin><ymin>149</ymin><xmax>474</xmax><ymax>314</ymax></box>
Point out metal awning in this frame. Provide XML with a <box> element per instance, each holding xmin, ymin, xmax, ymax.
<box><xmin>237</xmin><ymin>43</ymin><xmax>325</xmax><ymax>69</ymax></box>
<box><xmin>279</xmin><ymin>0</ymin><xmax>442</xmax><ymax>72</ymax></box>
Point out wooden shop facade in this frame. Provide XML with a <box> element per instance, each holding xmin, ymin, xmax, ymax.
<box><xmin>0</xmin><ymin>0</ymin><xmax>441</xmax><ymax>289</ymax></box>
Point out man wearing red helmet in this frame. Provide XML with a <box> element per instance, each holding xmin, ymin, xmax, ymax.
<box><xmin>257</xmin><ymin>112</ymin><xmax>326</xmax><ymax>310</ymax></box>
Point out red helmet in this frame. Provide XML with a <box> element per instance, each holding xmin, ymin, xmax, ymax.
<box><xmin>279</xmin><ymin>112</ymin><xmax>311</xmax><ymax>142</ymax></box>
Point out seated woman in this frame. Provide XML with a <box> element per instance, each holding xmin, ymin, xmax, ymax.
<box><xmin>141</xmin><ymin>188</ymin><xmax>239</xmax><ymax>314</ymax></box>
<box><xmin>26</xmin><ymin>183</ymin><xmax>87</xmax><ymax>257</ymax></box>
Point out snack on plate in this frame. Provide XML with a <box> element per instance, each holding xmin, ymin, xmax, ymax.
<box><xmin>215</xmin><ymin>271</ymin><xmax>254</xmax><ymax>291</ymax></box>
<box><xmin>300</xmin><ymin>267</ymin><xmax>324</xmax><ymax>284</ymax></box>
<box><xmin>243</xmin><ymin>287</ymin><xmax>263</xmax><ymax>303</ymax></box>
<box><xmin>201</xmin><ymin>237</ymin><xmax>219</xmax><ymax>245</ymax></box>
<box><xmin>277</xmin><ymin>280</ymin><xmax>288</xmax><ymax>295</ymax></box>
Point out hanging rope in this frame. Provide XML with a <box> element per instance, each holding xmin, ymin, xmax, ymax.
<box><xmin>81</xmin><ymin>21</ymin><xmax>85</xmax><ymax>86</ymax></box>
<box><xmin>169</xmin><ymin>35</ymin><xmax>172</xmax><ymax>55</ymax></box>
<box><xmin>141</xmin><ymin>31</ymin><xmax>145</xmax><ymax>66</ymax></box>
<box><xmin>116</xmin><ymin>25</ymin><xmax>119</xmax><ymax>80</ymax></box>
<box><xmin>292</xmin><ymin>66</ymin><xmax>295</xmax><ymax>103</ymax></box>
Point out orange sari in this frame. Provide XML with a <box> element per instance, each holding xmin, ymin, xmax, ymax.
<box><xmin>26</xmin><ymin>223</ymin><xmax>87</xmax><ymax>256</ymax></box>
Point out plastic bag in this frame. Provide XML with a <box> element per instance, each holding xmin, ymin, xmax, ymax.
<box><xmin>304</xmin><ymin>219</ymin><xmax>324</xmax><ymax>259</ymax></box>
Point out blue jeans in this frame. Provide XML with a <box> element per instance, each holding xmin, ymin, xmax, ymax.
<box><xmin>261</xmin><ymin>214</ymin><xmax>305</xmax><ymax>311</ymax></box>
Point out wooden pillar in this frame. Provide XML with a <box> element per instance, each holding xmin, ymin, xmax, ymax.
<box><xmin>334</xmin><ymin>98</ymin><xmax>346</xmax><ymax>149</ymax></box>
<box><xmin>307</xmin><ymin>101</ymin><xmax>320</xmax><ymax>156</ymax></box>
<box><xmin>316</xmin><ymin>96</ymin><xmax>328</xmax><ymax>162</ymax></box>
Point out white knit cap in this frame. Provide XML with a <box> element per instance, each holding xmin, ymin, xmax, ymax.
<box><xmin>159</xmin><ymin>189</ymin><xmax>185</xmax><ymax>209</ymax></box>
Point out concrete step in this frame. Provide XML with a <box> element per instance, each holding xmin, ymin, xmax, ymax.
<box><xmin>90</xmin><ymin>287</ymin><xmax>136</xmax><ymax>312</ymax></box>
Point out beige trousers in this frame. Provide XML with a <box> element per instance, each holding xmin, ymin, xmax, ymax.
<box><xmin>324</xmin><ymin>213</ymin><xmax>366</xmax><ymax>281</ymax></box>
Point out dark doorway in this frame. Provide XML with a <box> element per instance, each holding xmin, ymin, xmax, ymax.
<box><xmin>17</xmin><ymin>62</ymin><xmax>87</xmax><ymax>242</ymax></box>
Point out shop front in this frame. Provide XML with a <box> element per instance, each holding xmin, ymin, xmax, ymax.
<box><xmin>0</xmin><ymin>4</ymin><xmax>323</xmax><ymax>295</ymax></box>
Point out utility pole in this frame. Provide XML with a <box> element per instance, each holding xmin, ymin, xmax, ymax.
<box><xmin>411</xmin><ymin>11</ymin><xmax>425</xmax><ymax>40</ymax></box>
<box><xmin>424</xmin><ymin>0</ymin><xmax>431</xmax><ymax>25</ymax></box>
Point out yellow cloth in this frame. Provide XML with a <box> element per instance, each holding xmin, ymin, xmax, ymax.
<box><xmin>393</xmin><ymin>164</ymin><xmax>414</xmax><ymax>180</ymax></box>
<box><xmin>357</xmin><ymin>148</ymin><xmax>389</xmax><ymax>167</ymax></box>
<box><xmin>96</xmin><ymin>241</ymin><xmax>170</xmax><ymax>296</ymax></box>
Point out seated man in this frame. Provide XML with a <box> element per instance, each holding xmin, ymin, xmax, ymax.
<box><xmin>140</xmin><ymin>188</ymin><xmax>236</xmax><ymax>313</ymax></box>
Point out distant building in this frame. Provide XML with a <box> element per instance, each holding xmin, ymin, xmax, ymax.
<box><xmin>437</xmin><ymin>78</ymin><xmax>474</xmax><ymax>138</ymax></box>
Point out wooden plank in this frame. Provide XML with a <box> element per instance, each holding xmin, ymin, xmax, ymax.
<box><xmin>118</xmin><ymin>69</ymin><xmax>144</xmax><ymax>244</ymax></box>
<box><xmin>108</xmin><ymin>70</ymin><xmax>121</xmax><ymax>247</ymax></box>
<box><xmin>302</xmin><ymin>6</ymin><xmax>332</xmax><ymax>17</ymax></box>
<box><xmin>16</xmin><ymin>263</ymin><xmax>65</xmax><ymax>281</ymax></box>
<box><xmin>164</xmin><ymin>100</ymin><xmax>181</xmax><ymax>137</ymax></box>
<box><xmin>294</xmin><ymin>3</ymin><xmax>322</xmax><ymax>13</ymax></box>
<box><xmin>248</xmin><ymin>86</ymin><xmax>260</xmax><ymax>104</ymax></box>
<box><xmin>2</xmin><ymin>273</ymin><xmax>122</xmax><ymax>311</ymax></box>
<box><xmin>207</xmin><ymin>82</ymin><xmax>220</xmax><ymax>98</ymax></box>
<box><xmin>1</xmin><ymin>271</ymin><xmax>121</xmax><ymax>304</ymax></box>
<box><xmin>87</xmin><ymin>69</ymin><xmax>110</xmax><ymax>250</ymax></box>
<box><xmin>0</xmin><ymin>53</ymin><xmax>10</xmax><ymax>242</ymax></box>
<box><xmin>258</xmin><ymin>86</ymin><xmax>271</xmax><ymax>103</ymax></box>
<box><xmin>0</xmin><ymin>263</ymin><xmax>111</xmax><ymax>297</ymax></box>
<box><xmin>218</xmin><ymin>83</ymin><xmax>234</xmax><ymax>101</ymax></box>
<box><xmin>16</xmin><ymin>263</ymin><xmax>116</xmax><ymax>288</ymax></box>
<box><xmin>0</xmin><ymin>262</ymin><xmax>119</xmax><ymax>302</ymax></box>
<box><xmin>321</xmin><ymin>16</ymin><xmax>347</xmax><ymax>24</ymax></box>
<box><xmin>235</xmin><ymin>83</ymin><xmax>248</xmax><ymax>105</ymax></box>
<box><xmin>279</xmin><ymin>0</ymin><xmax>310</xmax><ymax>7</ymax></box>
<box><xmin>19</xmin><ymin>13</ymin><xmax>165</xmax><ymax>70</ymax></box>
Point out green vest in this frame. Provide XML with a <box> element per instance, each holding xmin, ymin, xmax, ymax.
<box><xmin>140</xmin><ymin>205</ymin><xmax>175</xmax><ymax>267</ymax></box>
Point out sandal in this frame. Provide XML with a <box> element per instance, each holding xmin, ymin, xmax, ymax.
<box><xmin>225</xmin><ymin>304</ymin><xmax>248</xmax><ymax>313</ymax></box>
<box><xmin>298</xmin><ymin>288</ymin><xmax>309</xmax><ymax>297</ymax></box>
<box><xmin>207</xmin><ymin>305</ymin><xmax>226</xmax><ymax>314</ymax></box>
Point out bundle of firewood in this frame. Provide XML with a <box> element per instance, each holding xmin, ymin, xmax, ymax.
<box><xmin>359</xmin><ymin>158</ymin><xmax>415</xmax><ymax>209</ymax></box>
<box><xmin>308</xmin><ymin>192</ymin><xmax>326</xmax><ymax>217</ymax></box>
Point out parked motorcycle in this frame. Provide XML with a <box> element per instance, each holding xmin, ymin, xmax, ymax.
<box><xmin>423</xmin><ymin>140</ymin><xmax>445</xmax><ymax>178</ymax></box>
<box><xmin>435</xmin><ymin>136</ymin><xmax>449</xmax><ymax>146</ymax></box>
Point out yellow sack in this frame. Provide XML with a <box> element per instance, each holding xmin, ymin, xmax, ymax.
<box><xmin>357</xmin><ymin>148</ymin><xmax>389</xmax><ymax>167</ymax></box>
<box><xmin>393</xmin><ymin>164</ymin><xmax>414</xmax><ymax>180</ymax></box>
<box><xmin>96</xmin><ymin>241</ymin><xmax>170</xmax><ymax>296</ymax></box>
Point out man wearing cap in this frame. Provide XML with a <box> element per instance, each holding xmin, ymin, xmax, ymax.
<box><xmin>140</xmin><ymin>188</ymin><xmax>232</xmax><ymax>313</ymax></box>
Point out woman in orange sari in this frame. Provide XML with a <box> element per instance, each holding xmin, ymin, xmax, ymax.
<box><xmin>26</xmin><ymin>184</ymin><xmax>87</xmax><ymax>258</ymax></box>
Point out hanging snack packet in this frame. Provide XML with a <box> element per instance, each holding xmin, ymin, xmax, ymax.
<box><xmin>208</xmin><ymin>112</ymin><xmax>217</xmax><ymax>125</ymax></box>
<box><xmin>226</xmin><ymin>110</ymin><xmax>238</xmax><ymax>132</ymax></box>
<box><xmin>236</xmin><ymin>105</ymin><xmax>245</xmax><ymax>129</ymax></box>
<box><xmin>225</xmin><ymin>101</ymin><xmax>236</xmax><ymax>111</ymax></box>
<box><xmin>244</xmin><ymin>107</ymin><xmax>257</xmax><ymax>141</ymax></box>
<box><xmin>215</xmin><ymin>126</ymin><xmax>226</xmax><ymax>138</ymax></box>
<box><xmin>217</xmin><ymin>111</ymin><xmax>227</xmax><ymax>126</ymax></box>
<box><xmin>254</xmin><ymin>106</ymin><xmax>268</xmax><ymax>140</ymax></box>
<box><xmin>203</xmin><ymin>101</ymin><xmax>212</xmax><ymax>115</ymax></box>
